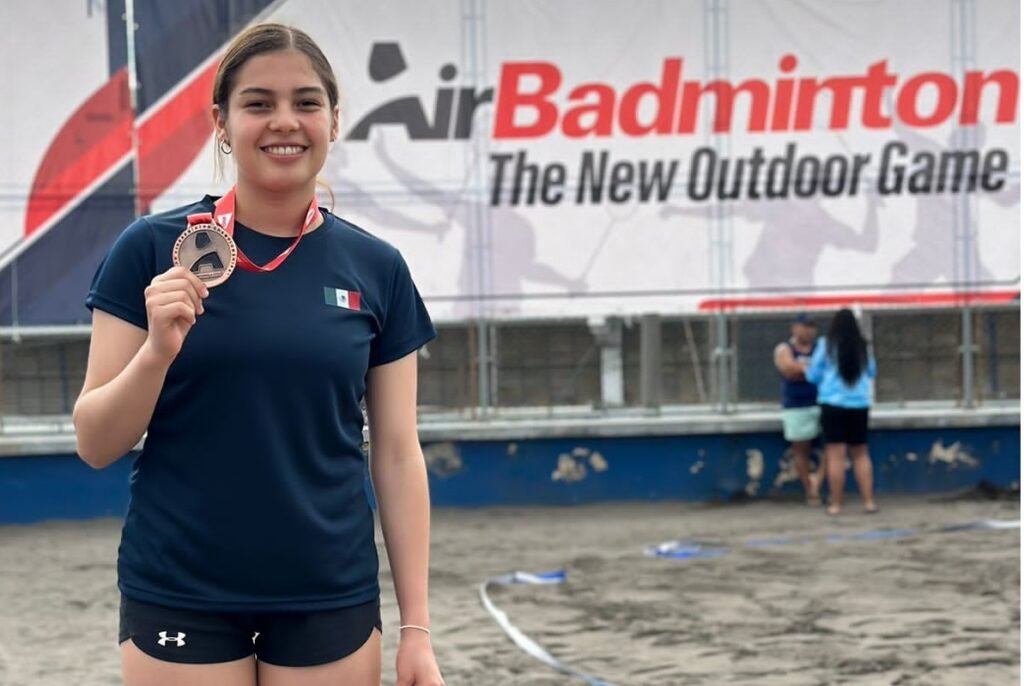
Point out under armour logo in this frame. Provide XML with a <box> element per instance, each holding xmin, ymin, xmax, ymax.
<box><xmin>157</xmin><ymin>631</ymin><xmax>187</xmax><ymax>647</ymax></box>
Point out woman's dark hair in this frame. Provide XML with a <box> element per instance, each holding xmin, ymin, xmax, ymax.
<box><xmin>213</xmin><ymin>23</ymin><xmax>339</xmax><ymax>112</ymax></box>
<box><xmin>827</xmin><ymin>308</ymin><xmax>868</xmax><ymax>386</ymax></box>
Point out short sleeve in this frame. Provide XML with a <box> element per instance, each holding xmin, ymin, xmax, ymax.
<box><xmin>368</xmin><ymin>251</ymin><xmax>436</xmax><ymax>367</ymax></box>
<box><xmin>84</xmin><ymin>217</ymin><xmax>156</xmax><ymax>329</ymax></box>
<box><xmin>805</xmin><ymin>337</ymin><xmax>827</xmax><ymax>384</ymax></box>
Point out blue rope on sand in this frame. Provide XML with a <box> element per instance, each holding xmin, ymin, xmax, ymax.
<box><xmin>646</xmin><ymin>518</ymin><xmax>1020</xmax><ymax>560</ymax></box>
<box><xmin>479</xmin><ymin>570</ymin><xmax>620</xmax><ymax>686</ymax></box>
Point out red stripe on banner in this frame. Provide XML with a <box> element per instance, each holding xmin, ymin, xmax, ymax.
<box><xmin>698</xmin><ymin>291</ymin><xmax>1021</xmax><ymax>311</ymax></box>
<box><xmin>24</xmin><ymin>69</ymin><xmax>133</xmax><ymax>236</ymax></box>
<box><xmin>137</xmin><ymin>62</ymin><xmax>218</xmax><ymax>211</ymax></box>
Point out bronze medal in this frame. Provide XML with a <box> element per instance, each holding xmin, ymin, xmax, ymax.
<box><xmin>172</xmin><ymin>223</ymin><xmax>237</xmax><ymax>288</ymax></box>
<box><xmin>176</xmin><ymin>187</ymin><xmax>317</xmax><ymax>285</ymax></box>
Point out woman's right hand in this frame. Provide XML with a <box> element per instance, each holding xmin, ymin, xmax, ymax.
<box><xmin>142</xmin><ymin>266</ymin><xmax>209</xmax><ymax>364</ymax></box>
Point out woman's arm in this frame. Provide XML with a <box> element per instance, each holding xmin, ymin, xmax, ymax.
<box><xmin>367</xmin><ymin>351</ymin><xmax>431</xmax><ymax>627</ymax></box>
<box><xmin>366</xmin><ymin>350</ymin><xmax>443</xmax><ymax>685</ymax></box>
<box><xmin>804</xmin><ymin>337</ymin><xmax>827</xmax><ymax>385</ymax></box>
<box><xmin>73</xmin><ymin>311</ymin><xmax>168</xmax><ymax>467</ymax></box>
<box><xmin>73</xmin><ymin>267</ymin><xmax>206</xmax><ymax>468</ymax></box>
<box><xmin>866</xmin><ymin>353</ymin><xmax>878</xmax><ymax>379</ymax></box>
<box><xmin>773</xmin><ymin>342</ymin><xmax>806</xmax><ymax>380</ymax></box>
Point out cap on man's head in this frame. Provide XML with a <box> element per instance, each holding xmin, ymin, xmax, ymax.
<box><xmin>793</xmin><ymin>312</ymin><xmax>816</xmax><ymax>326</ymax></box>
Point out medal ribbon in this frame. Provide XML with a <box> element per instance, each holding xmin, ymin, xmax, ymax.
<box><xmin>186</xmin><ymin>187</ymin><xmax>318</xmax><ymax>273</ymax></box>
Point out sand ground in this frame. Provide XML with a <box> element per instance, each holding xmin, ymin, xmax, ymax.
<box><xmin>0</xmin><ymin>494</ymin><xmax>1018</xmax><ymax>685</ymax></box>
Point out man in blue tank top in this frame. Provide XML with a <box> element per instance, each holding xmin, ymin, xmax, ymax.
<box><xmin>773</xmin><ymin>313</ymin><xmax>824</xmax><ymax>505</ymax></box>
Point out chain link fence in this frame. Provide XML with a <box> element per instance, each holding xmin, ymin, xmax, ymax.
<box><xmin>3</xmin><ymin>306</ymin><xmax>1017</xmax><ymax>417</ymax></box>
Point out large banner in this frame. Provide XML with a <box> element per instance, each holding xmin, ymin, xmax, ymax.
<box><xmin>1</xmin><ymin>0</ymin><xmax>1019</xmax><ymax>325</ymax></box>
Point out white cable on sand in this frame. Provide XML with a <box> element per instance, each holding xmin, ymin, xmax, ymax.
<box><xmin>477</xmin><ymin>519</ymin><xmax>1019</xmax><ymax>681</ymax></box>
<box><xmin>974</xmin><ymin>518</ymin><xmax>1021</xmax><ymax>530</ymax></box>
<box><xmin>479</xmin><ymin>571</ymin><xmax>620</xmax><ymax>686</ymax></box>
<box><xmin>646</xmin><ymin>518</ymin><xmax>1021</xmax><ymax>560</ymax></box>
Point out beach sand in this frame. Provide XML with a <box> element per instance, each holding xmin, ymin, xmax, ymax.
<box><xmin>0</xmin><ymin>494</ymin><xmax>1018</xmax><ymax>685</ymax></box>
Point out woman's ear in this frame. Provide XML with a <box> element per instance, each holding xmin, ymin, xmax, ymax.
<box><xmin>212</xmin><ymin>104</ymin><xmax>228</xmax><ymax>142</ymax></box>
<box><xmin>331</xmin><ymin>107</ymin><xmax>341</xmax><ymax>142</ymax></box>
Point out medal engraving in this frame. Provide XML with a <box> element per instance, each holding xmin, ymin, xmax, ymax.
<box><xmin>172</xmin><ymin>223</ymin><xmax>237</xmax><ymax>288</ymax></box>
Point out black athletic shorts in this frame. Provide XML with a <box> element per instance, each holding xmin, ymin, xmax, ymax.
<box><xmin>118</xmin><ymin>594</ymin><xmax>382</xmax><ymax>666</ymax></box>
<box><xmin>820</xmin><ymin>404</ymin><xmax>869</xmax><ymax>445</ymax></box>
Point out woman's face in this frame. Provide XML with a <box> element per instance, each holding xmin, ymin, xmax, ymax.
<box><xmin>215</xmin><ymin>49</ymin><xmax>338</xmax><ymax>195</ymax></box>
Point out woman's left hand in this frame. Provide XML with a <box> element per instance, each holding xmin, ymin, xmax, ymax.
<box><xmin>395</xmin><ymin>630</ymin><xmax>444</xmax><ymax>686</ymax></box>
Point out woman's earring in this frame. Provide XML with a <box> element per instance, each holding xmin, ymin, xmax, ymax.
<box><xmin>219</xmin><ymin>139</ymin><xmax>232</xmax><ymax>155</ymax></box>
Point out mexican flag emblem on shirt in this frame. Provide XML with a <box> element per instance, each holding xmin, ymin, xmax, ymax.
<box><xmin>324</xmin><ymin>287</ymin><xmax>361</xmax><ymax>311</ymax></box>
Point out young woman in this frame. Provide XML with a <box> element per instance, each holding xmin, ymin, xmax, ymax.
<box><xmin>805</xmin><ymin>308</ymin><xmax>878</xmax><ymax>517</ymax></box>
<box><xmin>73</xmin><ymin>23</ymin><xmax>444</xmax><ymax>686</ymax></box>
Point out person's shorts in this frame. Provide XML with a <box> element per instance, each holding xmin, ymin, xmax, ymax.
<box><xmin>820</xmin><ymin>404</ymin><xmax>869</xmax><ymax>445</ymax></box>
<box><xmin>118</xmin><ymin>594</ymin><xmax>381</xmax><ymax>666</ymax></box>
<box><xmin>781</xmin><ymin>405</ymin><xmax>821</xmax><ymax>442</ymax></box>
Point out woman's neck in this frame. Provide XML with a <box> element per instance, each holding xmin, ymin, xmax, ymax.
<box><xmin>232</xmin><ymin>182</ymin><xmax>322</xmax><ymax>237</ymax></box>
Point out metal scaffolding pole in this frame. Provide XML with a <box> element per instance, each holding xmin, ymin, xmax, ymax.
<box><xmin>640</xmin><ymin>314</ymin><xmax>663</xmax><ymax>408</ymax></box>
<box><xmin>704</xmin><ymin>0</ymin><xmax>734</xmax><ymax>412</ymax></box>
<box><xmin>951</xmin><ymin>0</ymin><xmax>978</xmax><ymax>407</ymax></box>
<box><xmin>461</xmin><ymin>0</ymin><xmax>495</xmax><ymax>414</ymax></box>
<box><xmin>124</xmin><ymin>0</ymin><xmax>142</xmax><ymax>218</ymax></box>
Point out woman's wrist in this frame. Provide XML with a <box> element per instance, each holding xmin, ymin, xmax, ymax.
<box><xmin>398</xmin><ymin>624</ymin><xmax>433</xmax><ymax>644</ymax></box>
<box><xmin>138</xmin><ymin>337</ymin><xmax>176</xmax><ymax>371</ymax></box>
<box><xmin>399</xmin><ymin>623</ymin><xmax>431</xmax><ymax>635</ymax></box>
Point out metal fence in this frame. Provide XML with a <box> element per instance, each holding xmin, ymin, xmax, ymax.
<box><xmin>3</xmin><ymin>305</ymin><xmax>1016</xmax><ymax>418</ymax></box>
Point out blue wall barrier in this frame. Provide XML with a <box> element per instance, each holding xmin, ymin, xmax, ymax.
<box><xmin>0</xmin><ymin>454</ymin><xmax>135</xmax><ymax>525</ymax></box>
<box><xmin>423</xmin><ymin>426</ymin><xmax>1019</xmax><ymax>506</ymax></box>
<box><xmin>0</xmin><ymin>426</ymin><xmax>1017</xmax><ymax>524</ymax></box>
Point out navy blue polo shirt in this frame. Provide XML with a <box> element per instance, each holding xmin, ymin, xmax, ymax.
<box><xmin>85</xmin><ymin>196</ymin><xmax>435</xmax><ymax>612</ymax></box>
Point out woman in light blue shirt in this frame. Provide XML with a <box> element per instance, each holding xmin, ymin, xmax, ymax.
<box><xmin>805</xmin><ymin>309</ymin><xmax>878</xmax><ymax>516</ymax></box>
